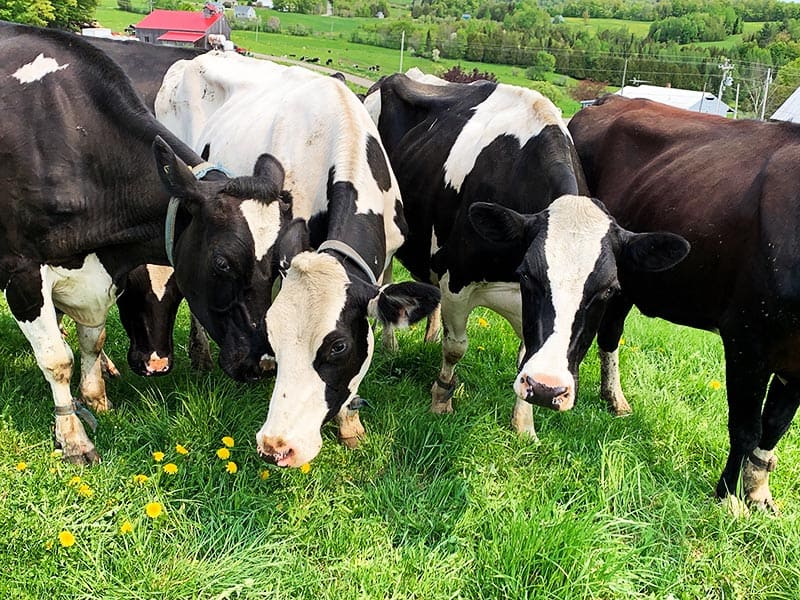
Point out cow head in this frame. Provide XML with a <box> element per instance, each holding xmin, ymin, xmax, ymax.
<box><xmin>469</xmin><ymin>195</ymin><xmax>689</xmax><ymax>410</ymax></box>
<box><xmin>256</xmin><ymin>223</ymin><xmax>441</xmax><ymax>467</ymax></box>
<box><xmin>153</xmin><ymin>137</ymin><xmax>292</xmax><ymax>382</ymax></box>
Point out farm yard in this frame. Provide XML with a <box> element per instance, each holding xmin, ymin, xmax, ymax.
<box><xmin>3</xmin><ymin>2</ymin><xmax>800</xmax><ymax>599</ymax></box>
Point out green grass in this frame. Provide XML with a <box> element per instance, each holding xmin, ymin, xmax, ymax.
<box><xmin>3</xmin><ymin>274</ymin><xmax>800</xmax><ymax>598</ymax></box>
<box><xmin>563</xmin><ymin>17</ymin><xmax>653</xmax><ymax>38</ymax></box>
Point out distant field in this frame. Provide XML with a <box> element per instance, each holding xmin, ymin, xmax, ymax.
<box><xmin>563</xmin><ymin>17</ymin><xmax>652</xmax><ymax>37</ymax></box>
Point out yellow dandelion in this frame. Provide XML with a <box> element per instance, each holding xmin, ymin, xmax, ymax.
<box><xmin>162</xmin><ymin>463</ymin><xmax>178</xmax><ymax>475</ymax></box>
<box><xmin>50</xmin><ymin>449</ymin><xmax>63</xmax><ymax>458</ymax></box>
<box><xmin>175</xmin><ymin>444</ymin><xmax>189</xmax><ymax>455</ymax></box>
<box><xmin>68</xmin><ymin>475</ymin><xmax>81</xmax><ymax>487</ymax></box>
<box><xmin>58</xmin><ymin>530</ymin><xmax>76</xmax><ymax>548</ymax></box>
<box><xmin>48</xmin><ymin>467</ymin><xmax>56</xmax><ymax>474</ymax></box>
<box><xmin>709</xmin><ymin>380</ymin><xmax>723</xmax><ymax>391</ymax></box>
<box><xmin>259</xmin><ymin>469</ymin><xmax>270</xmax><ymax>480</ymax></box>
<box><xmin>300</xmin><ymin>463</ymin><xmax>311</xmax><ymax>474</ymax></box>
<box><xmin>152</xmin><ymin>451</ymin><xmax>165</xmax><ymax>462</ymax></box>
<box><xmin>119</xmin><ymin>521</ymin><xmax>133</xmax><ymax>535</ymax></box>
<box><xmin>477</xmin><ymin>345</ymin><xmax>485</xmax><ymax>352</ymax></box>
<box><xmin>77</xmin><ymin>484</ymin><xmax>93</xmax><ymax>498</ymax></box>
<box><xmin>477</xmin><ymin>316</ymin><xmax>489</xmax><ymax>328</ymax></box>
<box><xmin>132</xmin><ymin>474</ymin><xmax>149</xmax><ymax>485</ymax></box>
<box><xmin>216</xmin><ymin>447</ymin><xmax>230</xmax><ymax>460</ymax></box>
<box><xmin>44</xmin><ymin>540</ymin><xmax>54</xmax><ymax>550</ymax></box>
<box><xmin>619</xmin><ymin>338</ymin><xmax>626</xmax><ymax>346</ymax></box>
<box><xmin>221</xmin><ymin>436</ymin><xmax>235</xmax><ymax>448</ymax></box>
<box><xmin>15</xmin><ymin>461</ymin><xmax>27</xmax><ymax>472</ymax></box>
<box><xmin>145</xmin><ymin>502</ymin><xmax>163</xmax><ymax>519</ymax></box>
<box><xmin>226</xmin><ymin>461</ymin><xmax>238</xmax><ymax>474</ymax></box>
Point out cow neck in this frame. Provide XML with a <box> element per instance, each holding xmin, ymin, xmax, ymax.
<box><xmin>318</xmin><ymin>240</ymin><xmax>377</xmax><ymax>285</ymax></box>
<box><xmin>164</xmin><ymin>162</ymin><xmax>233</xmax><ymax>266</ymax></box>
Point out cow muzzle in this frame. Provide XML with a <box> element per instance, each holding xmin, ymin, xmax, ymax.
<box><xmin>516</xmin><ymin>373</ymin><xmax>574</xmax><ymax>411</ymax></box>
<box><xmin>256</xmin><ymin>432</ymin><xmax>313</xmax><ymax>468</ymax></box>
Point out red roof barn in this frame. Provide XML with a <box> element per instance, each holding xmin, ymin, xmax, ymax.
<box><xmin>134</xmin><ymin>6</ymin><xmax>231</xmax><ymax>49</ymax></box>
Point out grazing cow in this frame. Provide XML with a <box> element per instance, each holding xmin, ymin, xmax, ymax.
<box><xmin>568</xmin><ymin>94</ymin><xmax>800</xmax><ymax>510</ymax></box>
<box><xmin>364</xmin><ymin>72</ymin><xmax>689</xmax><ymax>439</ymax></box>
<box><xmin>0</xmin><ymin>22</ymin><xmax>290</xmax><ymax>463</ymax></box>
<box><xmin>155</xmin><ymin>52</ymin><xmax>440</xmax><ymax>467</ymax></box>
<box><xmin>81</xmin><ymin>35</ymin><xmax>212</xmax><ymax>376</ymax></box>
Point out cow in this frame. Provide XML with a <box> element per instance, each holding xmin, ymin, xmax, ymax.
<box><xmin>81</xmin><ymin>34</ymin><xmax>212</xmax><ymax>376</ymax></box>
<box><xmin>154</xmin><ymin>52</ymin><xmax>440</xmax><ymax>467</ymax></box>
<box><xmin>0</xmin><ymin>22</ymin><xmax>291</xmax><ymax>463</ymax></box>
<box><xmin>363</xmin><ymin>71</ymin><xmax>689</xmax><ymax>441</ymax></box>
<box><xmin>566</xmin><ymin>93</ymin><xmax>800</xmax><ymax>511</ymax></box>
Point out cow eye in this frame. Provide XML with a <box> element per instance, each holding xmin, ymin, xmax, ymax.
<box><xmin>330</xmin><ymin>340</ymin><xmax>348</xmax><ymax>356</ymax></box>
<box><xmin>213</xmin><ymin>254</ymin><xmax>231</xmax><ymax>274</ymax></box>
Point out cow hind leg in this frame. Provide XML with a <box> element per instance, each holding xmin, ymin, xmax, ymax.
<box><xmin>76</xmin><ymin>322</ymin><xmax>112</xmax><ymax>412</ymax></box>
<box><xmin>336</xmin><ymin>402</ymin><xmax>365</xmax><ymax>449</ymax></box>
<box><xmin>431</xmin><ymin>281</ymin><xmax>472</xmax><ymax>414</ymax></box>
<box><xmin>189</xmin><ymin>314</ymin><xmax>214</xmax><ymax>371</ymax></box>
<box><xmin>597</xmin><ymin>297</ymin><xmax>633</xmax><ymax>415</ymax></box>
<box><xmin>742</xmin><ymin>375</ymin><xmax>800</xmax><ymax>513</ymax></box>
<box><xmin>380</xmin><ymin>263</ymin><xmax>399</xmax><ymax>352</ymax></box>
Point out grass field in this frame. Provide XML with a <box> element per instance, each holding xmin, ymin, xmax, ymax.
<box><xmin>3</xmin><ymin>274</ymin><xmax>800</xmax><ymax>598</ymax></box>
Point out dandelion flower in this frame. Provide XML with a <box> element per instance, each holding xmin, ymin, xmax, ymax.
<box><xmin>216</xmin><ymin>447</ymin><xmax>230</xmax><ymax>460</ymax></box>
<box><xmin>226</xmin><ymin>461</ymin><xmax>238</xmax><ymax>474</ymax></box>
<box><xmin>68</xmin><ymin>476</ymin><xmax>81</xmax><ymax>487</ymax></box>
<box><xmin>477</xmin><ymin>317</ymin><xmax>489</xmax><ymax>328</ymax></box>
<box><xmin>619</xmin><ymin>338</ymin><xmax>626</xmax><ymax>346</ymax></box>
<box><xmin>77</xmin><ymin>484</ymin><xmax>93</xmax><ymax>498</ymax></box>
<box><xmin>132</xmin><ymin>474</ymin><xmax>149</xmax><ymax>485</ymax></box>
<box><xmin>175</xmin><ymin>444</ymin><xmax>188</xmax><ymax>455</ymax></box>
<box><xmin>162</xmin><ymin>463</ymin><xmax>178</xmax><ymax>475</ymax></box>
<box><xmin>259</xmin><ymin>469</ymin><xmax>270</xmax><ymax>480</ymax></box>
<box><xmin>145</xmin><ymin>502</ymin><xmax>163</xmax><ymax>519</ymax></box>
<box><xmin>221</xmin><ymin>436</ymin><xmax>235</xmax><ymax>448</ymax></box>
<box><xmin>44</xmin><ymin>540</ymin><xmax>54</xmax><ymax>550</ymax></box>
<box><xmin>477</xmin><ymin>345</ymin><xmax>485</xmax><ymax>352</ymax></box>
<box><xmin>15</xmin><ymin>461</ymin><xmax>27</xmax><ymax>472</ymax></box>
<box><xmin>300</xmin><ymin>463</ymin><xmax>311</xmax><ymax>474</ymax></box>
<box><xmin>58</xmin><ymin>530</ymin><xmax>76</xmax><ymax>548</ymax></box>
<box><xmin>709</xmin><ymin>380</ymin><xmax>722</xmax><ymax>391</ymax></box>
<box><xmin>119</xmin><ymin>521</ymin><xmax>133</xmax><ymax>535</ymax></box>
<box><xmin>152</xmin><ymin>451</ymin><xmax>165</xmax><ymax>462</ymax></box>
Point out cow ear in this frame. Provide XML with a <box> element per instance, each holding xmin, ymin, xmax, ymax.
<box><xmin>469</xmin><ymin>202</ymin><xmax>539</xmax><ymax>260</ymax></box>
<box><xmin>622</xmin><ymin>231</ymin><xmax>691</xmax><ymax>272</ymax></box>
<box><xmin>153</xmin><ymin>136</ymin><xmax>202</xmax><ymax>209</ymax></box>
<box><xmin>367</xmin><ymin>281</ymin><xmax>441</xmax><ymax>328</ymax></box>
<box><xmin>253</xmin><ymin>153</ymin><xmax>286</xmax><ymax>190</ymax></box>
<box><xmin>276</xmin><ymin>218</ymin><xmax>310</xmax><ymax>274</ymax></box>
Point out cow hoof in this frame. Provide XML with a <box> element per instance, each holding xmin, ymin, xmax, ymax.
<box><xmin>722</xmin><ymin>495</ymin><xmax>750</xmax><ymax>518</ymax></box>
<box><xmin>82</xmin><ymin>394</ymin><xmax>112</xmax><ymax>413</ymax></box>
<box><xmin>100</xmin><ymin>352</ymin><xmax>121</xmax><ymax>379</ymax></box>
<box><xmin>338</xmin><ymin>434</ymin><xmax>363</xmax><ymax>449</ymax></box>
<box><xmin>430</xmin><ymin>376</ymin><xmax>456</xmax><ymax>413</ymax></box>
<box><xmin>191</xmin><ymin>353</ymin><xmax>215</xmax><ymax>372</ymax></box>
<box><xmin>610</xmin><ymin>400</ymin><xmax>632</xmax><ymax>417</ymax></box>
<box><xmin>61</xmin><ymin>445</ymin><xmax>101</xmax><ymax>466</ymax></box>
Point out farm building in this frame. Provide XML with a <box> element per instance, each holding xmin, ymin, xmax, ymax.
<box><xmin>617</xmin><ymin>84</ymin><xmax>732</xmax><ymax>116</ymax></box>
<box><xmin>134</xmin><ymin>4</ymin><xmax>231</xmax><ymax>49</ymax></box>
<box><xmin>771</xmin><ymin>86</ymin><xmax>800</xmax><ymax>123</ymax></box>
<box><xmin>233</xmin><ymin>5</ymin><xmax>257</xmax><ymax>19</ymax></box>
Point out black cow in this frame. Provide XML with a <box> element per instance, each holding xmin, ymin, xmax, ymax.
<box><xmin>0</xmin><ymin>22</ymin><xmax>290</xmax><ymax>463</ymax></box>
<box><xmin>364</xmin><ymin>71</ymin><xmax>688</xmax><ymax>440</ymax></box>
<box><xmin>568</xmin><ymin>94</ymin><xmax>800</xmax><ymax>510</ymax></box>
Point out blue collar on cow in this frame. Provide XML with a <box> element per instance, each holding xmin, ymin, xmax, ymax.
<box><xmin>317</xmin><ymin>239</ymin><xmax>377</xmax><ymax>285</ymax></box>
<box><xmin>165</xmin><ymin>162</ymin><xmax>234</xmax><ymax>266</ymax></box>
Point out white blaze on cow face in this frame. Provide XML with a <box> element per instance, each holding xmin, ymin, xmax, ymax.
<box><xmin>259</xmin><ymin>252</ymin><xmax>366</xmax><ymax>467</ymax></box>
<box><xmin>13</xmin><ymin>54</ymin><xmax>69</xmax><ymax>84</ymax></box>
<box><xmin>145</xmin><ymin>264</ymin><xmax>173</xmax><ymax>302</ymax></box>
<box><xmin>444</xmin><ymin>85</ymin><xmax>568</xmax><ymax>194</ymax></box>
<box><xmin>239</xmin><ymin>199</ymin><xmax>283</xmax><ymax>260</ymax></box>
<box><xmin>515</xmin><ymin>196</ymin><xmax>612</xmax><ymax>408</ymax></box>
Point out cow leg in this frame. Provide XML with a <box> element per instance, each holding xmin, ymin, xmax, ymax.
<box><xmin>741</xmin><ymin>375</ymin><xmax>800</xmax><ymax>512</ymax></box>
<box><xmin>380</xmin><ymin>262</ymin><xmax>399</xmax><ymax>353</ymax></box>
<box><xmin>335</xmin><ymin>401</ymin><xmax>365</xmax><ymax>449</ymax></box>
<box><xmin>424</xmin><ymin>304</ymin><xmax>442</xmax><ymax>342</ymax></box>
<box><xmin>597</xmin><ymin>298</ymin><xmax>633</xmax><ymax>415</ymax></box>
<box><xmin>715</xmin><ymin>343</ymin><xmax>770</xmax><ymax>503</ymax></box>
<box><xmin>75</xmin><ymin>322</ymin><xmax>112</xmax><ymax>412</ymax></box>
<box><xmin>6</xmin><ymin>268</ymin><xmax>98</xmax><ymax>464</ymax></box>
<box><xmin>189</xmin><ymin>313</ymin><xmax>214</xmax><ymax>371</ymax></box>
<box><xmin>57</xmin><ymin>310</ymin><xmax>119</xmax><ymax>379</ymax></box>
<box><xmin>431</xmin><ymin>278</ymin><xmax>473</xmax><ymax>414</ymax></box>
<box><xmin>511</xmin><ymin>341</ymin><xmax>538</xmax><ymax>440</ymax></box>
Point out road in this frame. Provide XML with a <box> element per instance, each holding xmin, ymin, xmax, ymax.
<box><xmin>251</xmin><ymin>52</ymin><xmax>378</xmax><ymax>89</ymax></box>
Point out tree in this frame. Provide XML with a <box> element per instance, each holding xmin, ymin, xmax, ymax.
<box><xmin>525</xmin><ymin>50</ymin><xmax>556</xmax><ymax>80</ymax></box>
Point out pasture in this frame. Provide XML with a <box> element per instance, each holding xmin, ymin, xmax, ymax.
<box><xmin>3</xmin><ymin>277</ymin><xmax>800</xmax><ymax>598</ymax></box>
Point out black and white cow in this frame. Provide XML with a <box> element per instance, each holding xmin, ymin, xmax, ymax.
<box><xmin>0</xmin><ymin>22</ymin><xmax>290</xmax><ymax>463</ymax></box>
<box><xmin>364</xmin><ymin>71</ymin><xmax>689</xmax><ymax>439</ymax></box>
<box><xmin>155</xmin><ymin>52</ymin><xmax>440</xmax><ymax>467</ymax></box>
<box><xmin>568</xmin><ymin>94</ymin><xmax>800</xmax><ymax>510</ymax></box>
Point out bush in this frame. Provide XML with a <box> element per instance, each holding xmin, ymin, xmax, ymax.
<box><xmin>439</xmin><ymin>65</ymin><xmax>497</xmax><ymax>83</ymax></box>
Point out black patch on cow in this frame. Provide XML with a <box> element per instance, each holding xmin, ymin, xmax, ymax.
<box><xmin>366</xmin><ymin>134</ymin><xmax>392</xmax><ymax>192</ymax></box>
<box><xmin>201</xmin><ymin>143</ymin><xmax>211</xmax><ymax>161</ymax></box>
<box><xmin>3</xmin><ymin>265</ymin><xmax>45</xmax><ymax>323</ymax></box>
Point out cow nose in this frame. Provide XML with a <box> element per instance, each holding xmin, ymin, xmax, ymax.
<box><xmin>145</xmin><ymin>352</ymin><xmax>171</xmax><ymax>375</ymax></box>
<box><xmin>257</xmin><ymin>434</ymin><xmax>296</xmax><ymax>468</ymax></box>
<box><xmin>519</xmin><ymin>373</ymin><xmax>574</xmax><ymax>411</ymax></box>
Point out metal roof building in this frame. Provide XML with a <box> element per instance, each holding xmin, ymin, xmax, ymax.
<box><xmin>617</xmin><ymin>84</ymin><xmax>732</xmax><ymax>116</ymax></box>
<box><xmin>771</xmin><ymin>86</ymin><xmax>800</xmax><ymax>123</ymax></box>
<box><xmin>135</xmin><ymin>7</ymin><xmax>231</xmax><ymax>49</ymax></box>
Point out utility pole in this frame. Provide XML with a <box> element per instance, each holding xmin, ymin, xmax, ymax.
<box><xmin>620</xmin><ymin>57</ymin><xmax>628</xmax><ymax>90</ymax></box>
<box><xmin>399</xmin><ymin>31</ymin><xmax>405</xmax><ymax>73</ymax></box>
<box><xmin>760</xmin><ymin>68</ymin><xmax>772</xmax><ymax>121</ymax></box>
<box><xmin>715</xmin><ymin>59</ymin><xmax>734</xmax><ymax>116</ymax></box>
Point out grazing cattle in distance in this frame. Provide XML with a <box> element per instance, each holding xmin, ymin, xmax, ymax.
<box><xmin>81</xmin><ymin>34</ymin><xmax>212</xmax><ymax>377</ymax></box>
<box><xmin>0</xmin><ymin>22</ymin><xmax>290</xmax><ymax>463</ymax></box>
<box><xmin>155</xmin><ymin>52</ymin><xmax>440</xmax><ymax>467</ymax></box>
<box><xmin>568</xmin><ymin>94</ymin><xmax>800</xmax><ymax>510</ymax></box>
<box><xmin>364</xmin><ymin>71</ymin><xmax>689</xmax><ymax>440</ymax></box>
